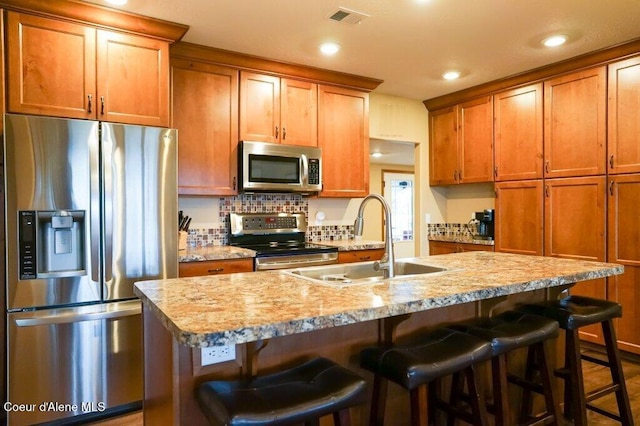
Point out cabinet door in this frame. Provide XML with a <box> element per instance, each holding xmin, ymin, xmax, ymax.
<box><xmin>239</xmin><ymin>72</ymin><xmax>280</xmax><ymax>143</ymax></box>
<box><xmin>318</xmin><ymin>85</ymin><xmax>369</xmax><ymax>198</ymax></box>
<box><xmin>608</xmin><ymin>57</ymin><xmax>640</xmax><ymax>175</ymax></box>
<box><xmin>494</xmin><ymin>84</ymin><xmax>543</xmax><ymax>181</ymax></box>
<box><xmin>428</xmin><ymin>241</ymin><xmax>458</xmax><ymax>255</ymax></box>
<box><xmin>544</xmin><ymin>67</ymin><xmax>606</xmax><ymax>178</ymax></box>
<box><xmin>281</xmin><ymin>79</ymin><xmax>317</xmax><ymax>146</ymax></box>
<box><xmin>459</xmin><ymin>96</ymin><xmax>493</xmax><ymax>183</ymax></box>
<box><xmin>429</xmin><ymin>106</ymin><xmax>458</xmax><ymax>185</ymax></box>
<box><xmin>97</xmin><ymin>30</ymin><xmax>169</xmax><ymax>126</ymax></box>
<box><xmin>6</xmin><ymin>12</ymin><xmax>96</xmax><ymax>119</ymax></box>
<box><xmin>545</xmin><ymin>176</ymin><xmax>606</xmax><ymax>343</ymax></box>
<box><xmin>171</xmin><ymin>59</ymin><xmax>239</xmax><ymax>195</ymax></box>
<box><xmin>495</xmin><ymin>180</ymin><xmax>543</xmax><ymax>256</ymax></box>
<box><xmin>607</xmin><ymin>174</ymin><xmax>640</xmax><ymax>354</ymax></box>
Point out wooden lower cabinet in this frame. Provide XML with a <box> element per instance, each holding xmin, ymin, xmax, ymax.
<box><xmin>429</xmin><ymin>241</ymin><xmax>494</xmax><ymax>255</ymax></box>
<box><xmin>607</xmin><ymin>173</ymin><xmax>640</xmax><ymax>354</ymax></box>
<box><xmin>337</xmin><ymin>249</ymin><xmax>384</xmax><ymax>263</ymax></box>
<box><xmin>545</xmin><ymin>176</ymin><xmax>607</xmax><ymax>344</ymax></box>
<box><xmin>179</xmin><ymin>258</ymin><xmax>253</xmax><ymax>277</ymax></box>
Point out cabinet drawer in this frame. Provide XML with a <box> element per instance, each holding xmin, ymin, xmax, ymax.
<box><xmin>337</xmin><ymin>249</ymin><xmax>385</xmax><ymax>263</ymax></box>
<box><xmin>429</xmin><ymin>241</ymin><xmax>494</xmax><ymax>255</ymax></box>
<box><xmin>179</xmin><ymin>258</ymin><xmax>254</xmax><ymax>277</ymax></box>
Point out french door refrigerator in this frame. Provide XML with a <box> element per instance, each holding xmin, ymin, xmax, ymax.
<box><xmin>3</xmin><ymin>113</ymin><xmax>178</xmax><ymax>425</ymax></box>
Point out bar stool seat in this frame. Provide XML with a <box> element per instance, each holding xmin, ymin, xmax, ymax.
<box><xmin>360</xmin><ymin>327</ymin><xmax>494</xmax><ymax>425</ymax></box>
<box><xmin>519</xmin><ymin>295</ymin><xmax>634</xmax><ymax>426</ymax></box>
<box><xmin>450</xmin><ymin>311</ymin><xmax>561</xmax><ymax>426</ymax></box>
<box><xmin>196</xmin><ymin>357</ymin><xmax>367</xmax><ymax>426</ymax></box>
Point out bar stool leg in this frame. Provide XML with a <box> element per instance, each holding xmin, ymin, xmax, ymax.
<box><xmin>492</xmin><ymin>355</ymin><xmax>510</xmax><ymax>426</ymax></box>
<box><xmin>465</xmin><ymin>365</ymin><xmax>489</xmax><ymax>426</ymax></box>
<box><xmin>536</xmin><ymin>341</ymin><xmax>561</xmax><ymax>426</ymax></box>
<box><xmin>519</xmin><ymin>345</ymin><xmax>536</xmax><ymax>421</ymax></box>
<box><xmin>369</xmin><ymin>374</ymin><xmax>388</xmax><ymax>426</ymax></box>
<box><xmin>566</xmin><ymin>329</ymin><xmax>588</xmax><ymax>426</ymax></box>
<box><xmin>448</xmin><ymin>372</ymin><xmax>464</xmax><ymax>426</ymax></box>
<box><xmin>410</xmin><ymin>384</ymin><xmax>428</xmax><ymax>426</ymax></box>
<box><xmin>602</xmin><ymin>319</ymin><xmax>634</xmax><ymax>425</ymax></box>
<box><xmin>333</xmin><ymin>408</ymin><xmax>352</xmax><ymax>426</ymax></box>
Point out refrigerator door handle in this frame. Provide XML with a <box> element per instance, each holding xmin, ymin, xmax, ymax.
<box><xmin>90</xmin><ymin>124</ymin><xmax>101</xmax><ymax>284</ymax></box>
<box><xmin>102</xmin><ymin>123</ymin><xmax>114</xmax><ymax>283</ymax></box>
<box><xmin>15</xmin><ymin>303</ymin><xmax>141</xmax><ymax>327</ymax></box>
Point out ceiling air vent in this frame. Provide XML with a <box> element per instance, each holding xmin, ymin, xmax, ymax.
<box><xmin>328</xmin><ymin>7</ymin><xmax>370</xmax><ymax>25</ymax></box>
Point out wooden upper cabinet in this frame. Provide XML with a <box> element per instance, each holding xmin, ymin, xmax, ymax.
<box><xmin>171</xmin><ymin>59</ymin><xmax>239</xmax><ymax>195</ymax></box>
<box><xmin>240</xmin><ymin>72</ymin><xmax>318</xmax><ymax>146</ymax></box>
<box><xmin>6</xmin><ymin>11</ymin><xmax>170</xmax><ymax>126</ymax></box>
<box><xmin>281</xmin><ymin>78</ymin><xmax>318</xmax><ymax>146</ymax></box>
<box><xmin>429</xmin><ymin>97</ymin><xmax>493</xmax><ymax>185</ymax></box>
<box><xmin>429</xmin><ymin>106</ymin><xmax>458</xmax><ymax>185</ymax></box>
<box><xmin>6</xmin><ymin>12</ymin><xmax>96</xmax><ymax>119</ymax></box>
<box><xmin>544</xmin><ymin>67</ymin><xmax>607</xmax><ymax>178</ymax></box>
<box><xmin>608</xmin><ymin>57</ymin><xmax>640</xmax><ymax>175</ymax></box>
<box><xmin>458</xmin><ymin>96</ymin><xmax>493</xmax><ymax>183</ymax></box>
<box><xmin>494</xmin><ymin>180</ymin><xmax>543</xmax><ymax>256</ymax></box>
<box><xmin>318</xmin><ymin>85</ymin><xmax>369</xmax><ymax>198</ymax></box>
<box><xmin>494</xmin><ymin>84</ymin><xmax>543</xmax><ymax>181</ymax></box>
<box><xmin>239</xmin><ymin>72</ymin><xmax>280</xmax><ymax>143</ymax></box>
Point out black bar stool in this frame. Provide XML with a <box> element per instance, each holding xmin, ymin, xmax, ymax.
<box><xmin>360</xmin><ymin>327</ymin><xmax>494</xmax><ymax>426</ymax></box>
<box><xmin>196</xmin><ymin>357</ymin><xmax>367</xmax><ymax>425</ymax></box>
<box><xmin>519</xmin><ymin>295</ymin><xmax>634</xmax><ymax>425</ymax></box>
<box><xmin>450</xmin><ymin>310</ymin><xmax>562</xmax><ymax>426</ymax></box>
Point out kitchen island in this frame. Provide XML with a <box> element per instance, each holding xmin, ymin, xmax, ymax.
<box><xmin>134</xmin><ymin>252</ymin><xmax>623</xmax><ymax>425</ymax></box>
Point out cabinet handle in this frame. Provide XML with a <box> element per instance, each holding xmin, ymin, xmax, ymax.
<box><xmin>359</xmin><ymin>256</ymin><xmax>371</xmax><ymax>261</ymax></box>
<box><xmin>453</xmin><ymin>170</ymin><xmax>458</xmax><ymax>181</ymax></box>
<box><xmin>458</xmin><ymin>170</ymin><xmax>462</xmax><ymax>181</ymax></box>
<box><xmin>545</xmin><ymin>161</ymin><xmax>550</xmax><ymax>174</ymax></box>
<box><xmin>609</xmin><ymin>180</ymin><xmax>615</xmax><ymax>196</ymax></box>
<box><xmin>282</xmin><ymin>127</ymin><xmax>286</xmax><ymax>140</ymax></box>
<box><xmin>233</xmin><ymin>176</ymin><xmax>237</xmax><ymax>190</ymax></box>
<box><xmin>100</xmin><ymin>96</ymin><xmax>105</xmax><ymax>115</ymax></box>
<box><xmin>87</xmin><ymin>94</ymin><xmax>93</xmax><ymax>113</ymax></box>
<box><xmin>545</xmin><ymin>185</ymin><xmax>549</xmax><ymax>197</ymax></box>
<box><xmin>275</xmin><ymin>126</ymin><xmax>279</xmax><ymax>139</ymax></box>
<box><xmin>609</xmin><ymin>155</ymin><xmax>614</xmax><ymax>169</ymax></box>
<box><xmin>494</xmin><ymin>166</ymin><xmax>498</xmax><ymax>178</ymax></box>
<box><xmin>207</xmin><ymin>268</ymin><xmax>224</xmax><ymax>274</ymax></box>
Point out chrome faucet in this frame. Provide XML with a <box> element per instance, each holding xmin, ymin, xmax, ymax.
<box><xmin>354</xmin><ymin>194</ymin><xmax>395</xmax><ymax>278</ymax></box>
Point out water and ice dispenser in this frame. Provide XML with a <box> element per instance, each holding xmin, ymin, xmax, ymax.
<box><xmin>18</xmin><ymin>210</ymin><xmax>86</xmax><ymax>279</ymax></box>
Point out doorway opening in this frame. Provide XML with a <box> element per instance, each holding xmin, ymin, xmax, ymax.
<box><xmin>382</xmin><ymin>171</ymin><xmax>415</xmax><ymax>258</ymax></box>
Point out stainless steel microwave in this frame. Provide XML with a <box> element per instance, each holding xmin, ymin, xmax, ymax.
<box><xmin>239</xmin><ymin>141</ymin><xmax>322</xmax><ymax>193</ymax></box>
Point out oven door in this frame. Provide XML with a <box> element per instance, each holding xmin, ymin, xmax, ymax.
<box><xmin>254</xmin><ymin>252</ymin><xmax>338</xmax><ymax>271</ymax></box>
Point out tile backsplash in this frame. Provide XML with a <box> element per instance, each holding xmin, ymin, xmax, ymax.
<box><xmin>426</xmin><ymin>222</ymin><xmax>477</xmax><ymax>237</ymax></box>
<box><xmin>186</xmin><ymin>193</ymin><xmax>353</xmax><ymax>247</ymax></box>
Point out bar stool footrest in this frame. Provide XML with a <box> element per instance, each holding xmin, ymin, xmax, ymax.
<box><xmin>506</xmin><ymin>373</ymin><xmax>544</xmax><ymax>395</ymax></box>
<box><xmin>581</xmin><ymin>352</ymin><xmax>611</xmax><ymax>368</ymax></box>
<box><xmin>585</xmin><ymin>383</ymin><xmax>620</xmax><ymax>403</ymax></box>
<box><xmin>586</xmin><ymin>403</ymin><xmax>623</xmax><ymax>422</ymax></box>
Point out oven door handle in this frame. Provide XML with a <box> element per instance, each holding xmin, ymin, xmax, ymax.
<box><xmin>255</xmin><ymin>255</ymin><xmax>338</xmax><ymax>271</ymax></box>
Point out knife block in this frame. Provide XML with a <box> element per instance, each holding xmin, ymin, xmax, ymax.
<box><xmin>178</xmin><ymin>231</ymin><xmax>188</xmax><ymax>251</ymax></box>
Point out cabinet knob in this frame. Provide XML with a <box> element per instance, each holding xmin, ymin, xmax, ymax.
<box><xmin>87</xmin><ymin>94</ymin><xmax>93</xmax><ymax>113</ymax></box>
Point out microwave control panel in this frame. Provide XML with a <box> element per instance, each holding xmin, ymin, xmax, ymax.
<box><xmin>308</xmin><ymin>159</ymin><xmax>320</xmax><ymax>185</ymax></box>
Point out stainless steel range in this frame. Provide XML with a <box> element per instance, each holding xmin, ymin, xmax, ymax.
<box><xmin>228</xmin><ymin>213</ymin><xmax>338</xmax><ymax>270</ymax></box>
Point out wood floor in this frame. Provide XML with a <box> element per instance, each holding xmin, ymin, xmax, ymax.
<box><xmin>89</xmin><ymin>350</ymin><xmax>640</xmax><ymax>425</ymax></box>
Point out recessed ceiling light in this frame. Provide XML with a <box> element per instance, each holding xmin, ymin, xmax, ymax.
<box><xmin>442</xmin><ymin>71</ymin><xmax>461</xmax><ymax>80</ymax></box>
<box><xmin>319</xmin><ymin>43</ymin><xmax>341</xmax><ymax>55</ymax></box>
<box><xmin>105</xmin><ymin>0</ymin><xmax>128</xmax><ymax>4</ymax></box>
<box><xmin>542</xmin><ymin>35</ymin><xmax>567</xmax><ymax>47</ymax></box>
<box><xmin>371</xmin><ymin>152</ymin><xmax>383</xmax><ymax>158</ymax></box>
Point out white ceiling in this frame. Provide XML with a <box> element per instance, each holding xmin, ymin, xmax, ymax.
<box><xmin>87</xmin><ymin>0</ymin><xmax>640</xmax><ymax>101</ymax></box>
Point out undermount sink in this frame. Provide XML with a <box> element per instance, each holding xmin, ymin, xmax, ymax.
<box><xmin>283</xmin><ymin>260</ymin><xmax>446</xmax><ymax>286</ymax></box>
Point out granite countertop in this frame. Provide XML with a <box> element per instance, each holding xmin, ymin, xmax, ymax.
<box><xmin>178</xmin><ymin>246</ymin><xmax>256</xmax><ymax>262</ymax></box>
<box><xmin>315</xmin><ymin>239</ymin><xmax>385</xmax><ymax>251</ymax></box>
<box><xmin>429</xmin><ymin>235</ymin><xmax>495</xmax><ymax>246</ymax></box>
<box><xmin>135</xmin><ymin>252</ymin><xmax>622</xmax><ymax>348</ymax></box>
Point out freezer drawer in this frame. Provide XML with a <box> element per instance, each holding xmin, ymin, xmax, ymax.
<box><xmin>6</xmin><ymin>300</ymin><xmax>142</xmax><ymax>425</ymax></box>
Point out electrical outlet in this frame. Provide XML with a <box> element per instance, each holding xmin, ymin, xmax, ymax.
<box><xmin>201</xmin><ymin>344</ymin><xmax>236</xmax><ymax>365</ymax></box>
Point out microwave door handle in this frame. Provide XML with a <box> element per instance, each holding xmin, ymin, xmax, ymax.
<box><xmin>301</xmin><ymin>154</ymin><xmax>309</xmax><ymax>187</ymax></box>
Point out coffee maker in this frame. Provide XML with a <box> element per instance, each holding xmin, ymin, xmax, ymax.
<box><xmin>474</xmin><ymin>209</ymin><xmax>495</xmax><ymax>240</ymax></box>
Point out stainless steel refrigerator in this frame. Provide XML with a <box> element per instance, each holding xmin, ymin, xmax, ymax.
<box><xmin>3</xmin><ymin>113</ymin><xmax>178</xmax><ymax>425</ymax></box>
